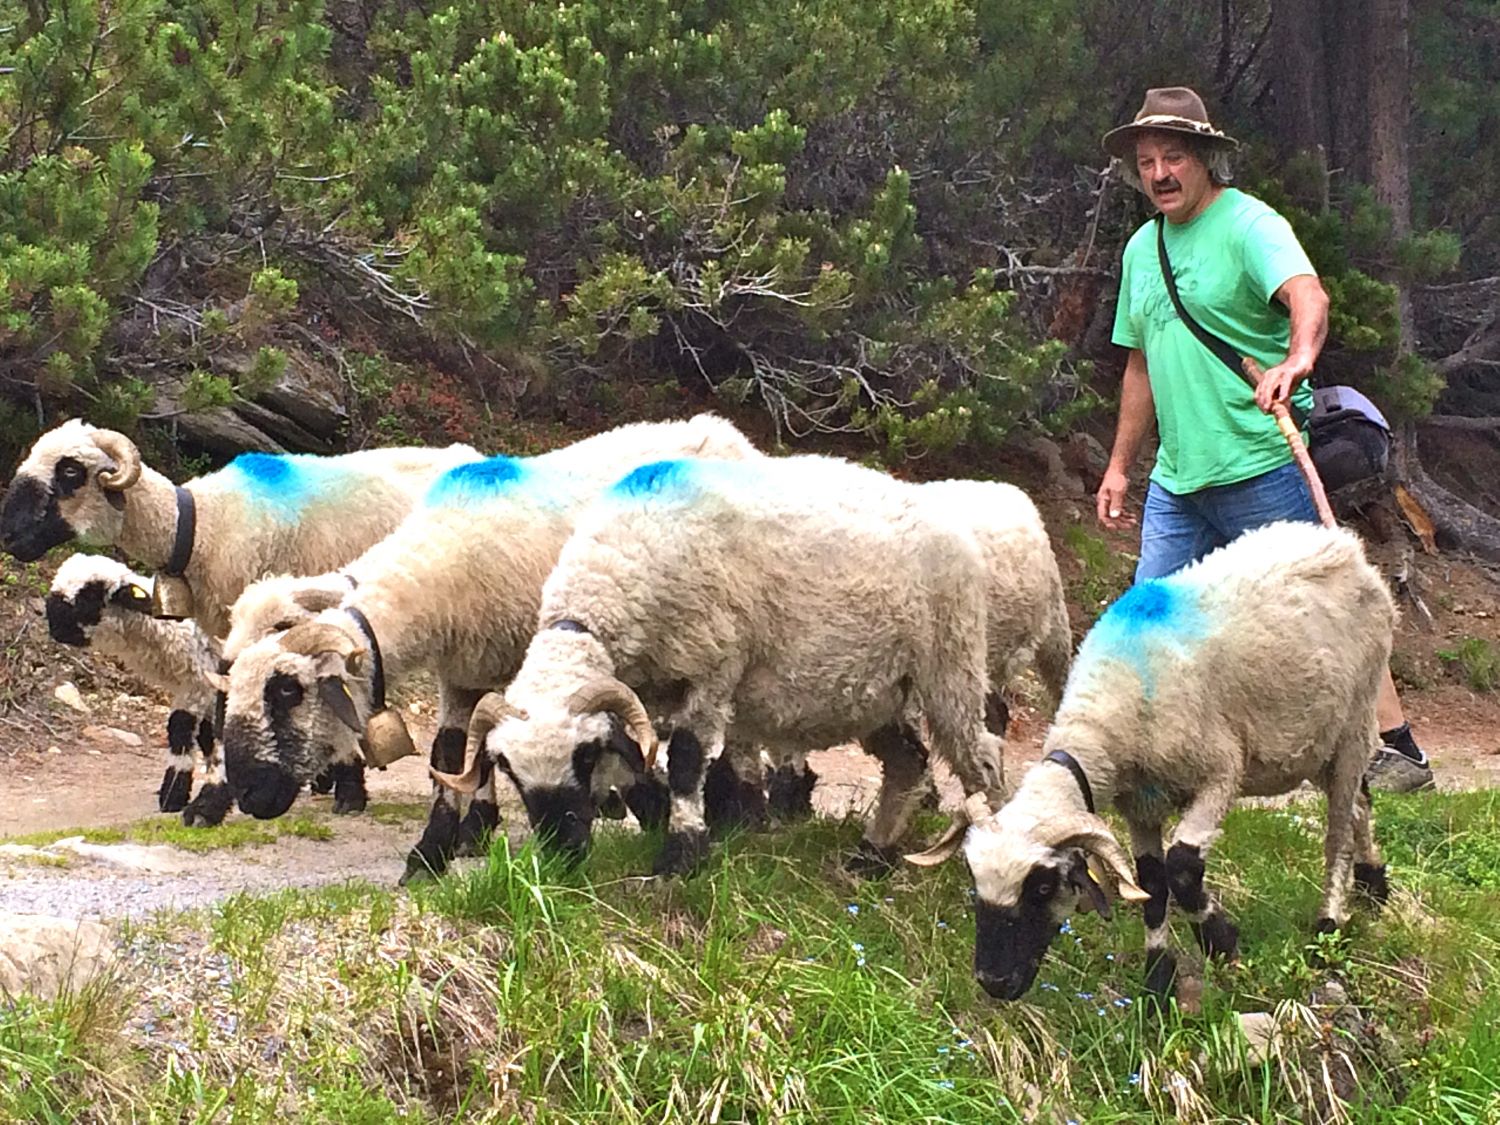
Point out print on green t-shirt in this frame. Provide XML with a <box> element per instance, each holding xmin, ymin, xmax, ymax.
<box><xmin>1111</xmin><ymin>188</ymin><xmax>1317</xmax><ymax>495</ymax></box>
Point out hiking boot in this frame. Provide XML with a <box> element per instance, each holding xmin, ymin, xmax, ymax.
<box><xmin>1365</xmin><ymin>746</ymin><xmax>1435</xmax><ymax>793</ymax></box>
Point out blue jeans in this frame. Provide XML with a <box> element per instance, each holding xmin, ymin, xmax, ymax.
<box><xmin>1135</xmin><ymin>462</ymin><xmax>1318</xmax><ymax>582</ymax></box>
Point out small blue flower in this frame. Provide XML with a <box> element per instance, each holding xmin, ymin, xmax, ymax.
<box><xmin>856</xmin><ymin>957</ymin><xmax>867</xmax><ymax>967</ymax></box>
<box><xmin>1128</xmin><ymin>1072</ymin><xmax>1141</xmax><ymax>1086</ymax></box>
<box><xmin>1113</xmin><ymin>997</ymin><xmax>1132</xmax><ymax>1008</ymax></box>
<box><xmin>846</xmin><ymin>904</ymin><xmax>860</xmax><ymax>916</ymax></box>
<box><xmin>937</xmin><ymin>920</ymin><xmax>950</xmax><ymax>930</ymax></box>
<box><xmin>1060</xmin><ymin>919</ymin><xmax>1074</xmax><ymax>934</ymax></box>
<box><xmin>1097</xmin><ymin>1007</ymin><xmax>1108</xmax><ymax>1016</ymax></box>
<box><xmin>884</xmin><ymin>896</ymin><xmax>895</xmax><ymax>904</ymax></box>
<box><xmin>851</xmin><ymin>942</ymin><xmax>864</xmax><ymax>953</ymax></box>
<box><xmin>957</xmin><ymin>1038</ymin><xmax>974</xmax><ymax>1050</ymax></box>
<box><xmin>1040</xmin><ymin>982</ymin><xmax>1060</xmax><ymax>992</ymax></box>
<box><xmin>803</xmin><ymin>955</ymin><xmax>816</xmax><ymax>963</ymax></box>
<box><xmin>1105</xmin><ymin>953</ymin><xmax>1115</xmax><ymax>962</ymax></box>
<box><xmin>1075</xmin><ymin>991</ymin><xmax>1094</xmax><ymax>1001</ymax></box>
<box><xmin>938</xmin><ymin>1080</ymin><xmax>955</xmax><ymax>1090</ymax></box>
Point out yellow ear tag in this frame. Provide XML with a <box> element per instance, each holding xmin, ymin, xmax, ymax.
<box><xmin>130</xmin><ymin>586</ymin><xmax>151</xmax><ymax>602</ymax></box>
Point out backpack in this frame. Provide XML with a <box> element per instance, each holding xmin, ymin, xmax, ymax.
<box><xmin>1307</xmin><ymin>385</ymin><xmax>1392</xmax><ymax>493</ymax></box>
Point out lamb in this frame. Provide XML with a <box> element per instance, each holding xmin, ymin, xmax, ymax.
<box><xmin>216</xmin><ymin>415</ymin><xmax>760</xmax><ymax>881</ymax></box>
<box><xmin>763</xmin><ymin>477</ymin><xmax>1073</xmax><ymax>832</ymax></box>
<box><xmin>433</xmin><ymin>454</ymin><xmax>1008</xmax><ymax>876</ymax></box>
<box><xmin>906</xmin><ymin>521</ymin><xmax>1395</xmax><ymax>1002</ymax></box>
<box><xmin>0</xmin><ymin>419</ymin><xmax>480</xmax><ymax>638</ymax></box>
<box><xmin>46</xmin><ymin>554</ymin><xmax>222</xmax><ymax>812</ymax></box>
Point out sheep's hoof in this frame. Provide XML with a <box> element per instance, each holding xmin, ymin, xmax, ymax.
<box><xmin>844</xmin><ymin>839</ymin><xmax>900</xmax><ymax>878</ymax></box>
<box><xmin>157</xmin><ymin>770</ymin><xmax>192</xmax><ymax>813</ymax></box>
<box><xmin>331</xmin><ymin>761</ymin><xmax>368</xmax><ymax>815</ymax></box>
<box><xmin>309</xmin><ymin>769</ymin><xmax>335</xmax><ymax>796</ymax></box>
<box><xmin>454</xmin><ymin>801</ymin><xmax>500</xmax><ymax>857</ymax></box>
<box><xmin>181</xmin><ymin>784</ymin><xmax>234</xmax><ymax>827</ymax></box>
<box><xmin>1142</xmin><ymin>948</ymin><xmax>1178</xmax><ymax>1006</ymax></box>
<box><xmin>654</xmin><ymin>829</ymin><xmax>710</xmax><ymax>877</ymax></box>
<box><xmin>767</xmin><ymin>764</ymin><xmax>817</xmax><ymax>823</ymax></box>
<box><xmin>1354</xmin><ymin>862</ymin><xmax>1391</xmax><ymax>906</ymax></box>
<box><xmin>1190</xmin><ymin>912</ymin><xmax>1240</xmax><ymax>960</ymax></box>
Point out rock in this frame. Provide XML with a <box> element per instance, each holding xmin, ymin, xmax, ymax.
<box><xmin>1062</xmin><ymin>431</ymin><xmax>1110</xmax><ymax>491</ymax></box>
<box><xmin>173</xmin><ymin>407</ymin><xmax>286</xmax><ymax>456</ymax></box>
<box><xmin>1236</xmin><ymin>1011</ymin><xmax>1280</xmax><ymax>1067</ymax></box>
<box><xmin>53</xmin><ymin>682</ymin><xmax>87</xmax><ymax>713</ymax></box>
<box><xmin>0</xmin><ymin>913</ymin><xmax>115</xmax><ymax>1001</ymax></box>
<box><xmin>257</xmin><ymin>352</ymin><xmax>348</xmax><ymax>442</ymax></box>
<box><xmin>82</xmin><ymin>725</ymin><xmax>145</xmax><ymax>748</ymax></box>
<box><xmin>232</xmin><ymin>400</ymin><xmax>338</xmax><ymax>454</ymax></box>
<box><xmin>49</xmin><ymin>837</ymin><xmax>197</xmax><ymax>874</ymax></box>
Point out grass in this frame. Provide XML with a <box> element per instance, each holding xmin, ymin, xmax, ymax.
<box><xmin>4</xmin><ymin>793</ymin><xmax>1500</xmax><ymax>1122</ymax></box>
<box><xmin>1437</xmin><ymin>635</ymin><xmax>1500</xmax><ymax>693</ymax></box>
<box><xmin>5</xmin><ymin>813</ymin><xmax>332</xmax><ymax>853</ymax></box>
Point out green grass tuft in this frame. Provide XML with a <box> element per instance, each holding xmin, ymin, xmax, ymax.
<box><xmin>5</xmin><ymin>814</ymin><xmax>332</xmax><ymax>852</ymax></box>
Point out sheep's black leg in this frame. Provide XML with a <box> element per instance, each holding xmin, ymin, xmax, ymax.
<box><xmin>309</xmin><ymin>768</ymin><xmax>335</xmax><ymax>795</ymax></box>
<box><xmin>1134</xmin><ymin>852</ymin><xmax>1177</xmax><ymax>1002</ymax></box>
<box><xmin>766</xmin><ymin>755</ymin><xmax>817</xmax><ymax>823</ymax></box>
<box><xmin>848</xmin><ymin>723</ymin><xmax>928</xmax><ymax>876</ymax></box>
<box><xmin>402</xmin><ymin>727</ymin><xmax>467</xmax><ymax>884</ymax></box>
<box><xmin>703</xmin><ymin>745</ymin><xmax>767</xmax><ymax>836</ymax></box>
<box><xmin>654</xmin><ymin>729</ymin><xmax>711</xmax><ymax>876</ymax></box>
<box><xmin>158</xmin><ymin>709</ymin><xmax>197</xmax><ymax>812</ymax></box>
<box><xmin>1166</xmin><ymin>842</ymin><xmax>1239</xmax><ymax>960</ymax></box>
<box><xmin>330</xmin><ymin>755</ymin><xmax>368</xmax><ymax>815</ymax></box>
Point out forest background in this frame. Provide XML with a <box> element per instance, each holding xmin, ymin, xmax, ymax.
<box><xmin>2</xmin><ymin>0</ymin><xmax>1498</xmax><ymax>551</ymax></box>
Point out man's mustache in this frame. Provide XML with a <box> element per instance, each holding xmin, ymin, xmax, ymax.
<box><xmin>1153</xmin><ymin>179</ymin><xmax>1181</xmax><ymax>192</ymax></box>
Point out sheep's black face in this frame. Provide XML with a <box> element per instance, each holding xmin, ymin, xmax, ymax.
<box><xmin>46</xmin><ymin>580</ymin><xmax>107</xmax><ymax>646</ymax></box>
<box><xmin>1</xmin><ymin>474</ymin><xmax>73</xmax><ymax>562</ymax></box>
<box><xmin>500</xmin><ymin>741</ymin><xmax>604</xmax><ymax>863</ymax></box>
<box><xmin>225</xmin><ymin>672</ymin><xmax>315</xmax><ymax>819</ymax></box>
<box><xmin>973</xmin><ymin>864</ymin><xmax>1068</xmax><ymax>1001</ymax></box>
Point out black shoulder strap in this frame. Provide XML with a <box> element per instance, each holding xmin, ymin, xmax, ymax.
<box><xmin>1155</xmin><ymin>215</ymin><xmax>1246</xmax><ymax>376</ymax></box>
<box><xmin>1155</xmin><ymin>216</ymin><xmax>1309</xmax><ymax>429</ymax></box>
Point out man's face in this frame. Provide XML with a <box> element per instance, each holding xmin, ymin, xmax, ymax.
<box><xmin>1134</xmin><ymin>133</ymin><xmax>1216</xmax><ymax>223</ymax></box>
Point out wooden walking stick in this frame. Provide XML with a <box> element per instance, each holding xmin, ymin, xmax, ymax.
<box><xmin>1238</xmin><ymin>357</ymin><xmax>1336</xmax><ymax>529</ymax></box>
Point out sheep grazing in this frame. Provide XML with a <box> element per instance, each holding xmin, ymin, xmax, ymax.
<box><xmin>46</xmin><ymin>554</ymin><xmax>222</xmax><ymax>811</ymax></box>
<box><xmin>907</xmin><ymin>521</ymin><xmax>1395</xmax><ymax>1002</ymax></box>
<box><xmin>217</xmin><ymin>415</ymin><xmax>759</xmax><ymax>880</ymax></box>
<box><xmin>763</xmin><ymin>477</ymin><xmax>1072</xmax><ymax>834</ymax></box>
<box><xmin>1</xmin><ymin>419</ymin><xmax>480</xmax><ymax>637</ymax></box>
<box><xmin>434</xmin><ymin>454</ymin><xmax>1008</xmax><ymax>876</ymax></box>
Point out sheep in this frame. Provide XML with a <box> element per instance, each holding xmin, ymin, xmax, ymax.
<box><xmin>217</xmin><ymin>415</ymin><xmax>760</xmax><ymax>880</ymax></box>
<box><xmin>905</xmin><ymin>521</ymin><xmax>1395</xmax><ymax>1002</ymax></box>
<box><xmin>763</xmin><ymin>477</ymin><xmax>1073</xmax><ymax>834</ymax></box>
<box><xmin>46</xmin><ymin>554</ymin><xmax>222</xmax><ymax>812</ymax></box>
<box><xmin>433</xmin><ymin>454</ymin><xmax>1008</xmax><ymax>876</ymax></box>
<box><xmin>1</xmin><ymin>419</ymin><xmax>481</xmax><ymax>638</ymax></box>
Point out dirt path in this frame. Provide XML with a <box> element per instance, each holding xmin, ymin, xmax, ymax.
<box><xmin>0</xmin><ymin>695</ymin><xmax>1494</xmax><ymax>923</ymax></box>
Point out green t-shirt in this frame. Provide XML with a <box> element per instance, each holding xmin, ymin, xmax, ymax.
<box><xmin>1111</xmin><ymin>187</ymin><xmax>1317</xmax><ymax>495</ymax></box>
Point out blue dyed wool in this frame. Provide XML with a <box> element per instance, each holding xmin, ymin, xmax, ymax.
<box><xmin>223</xmin><ymin>453</ymin><xmax>355</xmax><ymax>519</ymax></box>
<box><xmin>610</xmin><ymin>459</ymin><xmax>700</xmax><ymax>500</ymax></box>
<box><xmin>1080</xmin><ymin>578</ymin><xmax>1209</xmax><ymax>696</ymax></box>
<box><xmin>424</xmin><ymin>456</ymin><xmax>528</xmax><ymax>509</ymax></box>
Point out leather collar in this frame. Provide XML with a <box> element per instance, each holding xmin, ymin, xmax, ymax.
<box><xmin>1044</xmin><ymin>749</ymin><xmax>1096</xmax><ymax>814</ymax></box>
<box><xmin>344</xmin><ymin>606</ymin><xmax>386</xmax><ymax>709</ymax></box>
<box><xmin>166</xmin><ymin>486</ymin><xmax>195</xmax><ymax>578</ymax></box>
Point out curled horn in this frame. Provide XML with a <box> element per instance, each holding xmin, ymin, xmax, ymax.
<box><xmin>1039</xmin><ymin>813</ymin><xmax>1152</xmax><ymax>903</ymax></box>
<box><xmin>567</xmin><ymin>678</ymin><xmax>659</xmax><ymax>769</ymax></box>
<box><xmin>430</xmin><ymin>692</ymin><xmax>524</xmax><ymax>794</ymax></box>
<box><xmin>279</xmin><ymin>622</ymin><xmax>364</xmax><ymax>673</ymax></box>
<box><xmin>905</xmin><ymin>791</ymin><xmax>995</xmax><ymax>867</ymax></box>
<box><xmin>91</xmin><ymin>429</ymin><xmax>142</xmax><ymax>491</ymax></box>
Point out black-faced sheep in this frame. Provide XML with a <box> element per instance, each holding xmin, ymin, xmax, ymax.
<box><xmin>435</xmin><ymin>454</ymin><xmax>1008</xmax><ymax>876</ymax></box>
<box><xmin>46</xmin><ymin>554</ymin><xmax>222</xmax><ymax>811</ymax></box>
<box><xmin>0</xmin><ymin>419</ymin><xmax>479</xmax><ymax>637</ymax></box>
<box><xmin>217</xmin><ymin>415</ymin><xmax>760</xmax><ymax>880</ymax></box>
<box><xmin>907</xmin><ymin>521</ymin><xmax>1395</xmax><ymax>1002</ymax></box>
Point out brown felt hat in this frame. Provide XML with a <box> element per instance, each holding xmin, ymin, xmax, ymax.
<box><xmin>1102</xmin><ymin>87</ymin><xmax>1239</xmax><ymax>160</ymax></box>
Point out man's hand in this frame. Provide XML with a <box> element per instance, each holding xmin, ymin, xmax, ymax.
<box><xmin>1253</xmin><ymin>355</ymin><xmax>1314</xmax><ymax>412</ymax></box>
<box><xmin>1096</xmin><ymin>466</ymin><xmax>1137</xmax><ymax>530</ymax></box>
